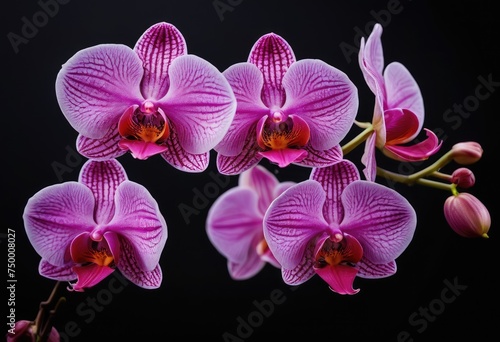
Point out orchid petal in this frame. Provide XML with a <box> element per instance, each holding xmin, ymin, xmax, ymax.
<box><xmin>55</xmin><ymin>44</ymin><xmax>144</xmax><ymax>139</ymax></box>
<box><xmin>119</xmin><ymin>140</ymin><xmax>169</xmax><ymax>160</ymax></box>
<box><xmin>159</xmin><ymin>54</ymin><xmax>236</xmax><ymax>154</ymax></box>
<box><xmin>160</xmin><ymin>121</ymin><xmax>210</xmax><ymax>172</ymax></box>
<box><xmin>384</xmin><ymin>108</ymin><xmax>420</xmax><ymax>145</ymax></box>
<box><xmin>228</xmin><ymin>254</ymin><xmax>265</xmax><ymax>280</ymax></box>
<box><xmin>314</xmin><ymin>263</ymin><xmax>360</xmax><ymax>295</ymax></box>
<box><xmin>79</xmin><ymin>159</ymin><xmax>127</xmax><ymax>225</ymax></box>
<box><xmin>311</xmin><ymin>160</ymin><xmax>360</xmax><ymax>225</ymax></box>
<box><xmin>340</xmin><ymin>181</ymin><xmax>416</xmax><ymax>264</ymax></box>
<box><xmin>282</xmin><ymin>59</ymin><xmax>358</xmax><ymax>150</ymax></box>
<box><xmin>281</xmin><ymin>243</ymin><xmax>316</xmax><ymax>285</ymax></box>
<box><xmin>23</xmin><ymin>182</ymin><xmax>96</xmax><ymax>267</ymax></box>
<box><xmin>134</xmin><ymin>22</ymin><xmax>187</xmax><ymax>99</ymax></box>
<box><xmin>358</xmin><ymin>28</ymin><xmax>386</xmax><ymax>99</ymax></box>
<box><xmin>106</xmin><ymin>181</ymin><xmax>168</xmax><ymax>271</ymax></box>
<box><xmin>361</xmin><ymin>132</ymin><xmax>377</xmax><ymax>182</ymax></box>
<box><xmin>248</xmin><ymin>33</ymin><xmax>296</xmax><ymax>107</ymax></box>
<box><xmin>70</xmin><ymin>264</ymin><xmax>115</xmax><ymax>292</ymax></box>
<box><xmin>76</xmin><ymin>127</ymin><xmax>126</xmax><ymax>161</ymax></box>
<box><xmin>357</xmin><ymin>259</ymin><xmax>397</xmax><ymax>278</ymax></box>
<box><xmin>384</xmin><ymin>62</ymin><xmax>424</xmax><ymax>133</ymax></box>
<box><xmin>259</xmin><ymin>148</ymin><xmax>308</xmax><ymax>168</ymax></box>
<box><xmin>39</xmin><ymin>260</ymin><xmax>76</xmax><ymax>281</ymax></box>
<box><xmin>383</xmin><ymin>128</ymin><xmax>442</xmax><ymax>161</ymax></box>
<box><xmin>115</xmin><ymin>236</ymin><xmax>163</xmax><ymax>289</ymax></box>
<box><xmin>217</xmin><ymin>126</ymin><xmax>262</xmax><ymax>175</ymax></box>
<box><xmin>206</xmin><ymin>188</ymin><xmax>263</xmax><ymax>266</ymax></box>
<box><xmin>217</xmin><ymin>63</ymin><xmax>269</xmax><ymax>156</ymax></box>
<box><xmin>295</xmin><ymin>144</ymin><xmax>343</xmax><ymax>168</ymax></box>
<box><xmin>263</xmin><ymin>180</ymin><xmax>329</xmax><ymax>269</ymax></box>
<box><xmin>239</xmin><ymin>165</ymin><xmax>279</xmax><ymax>215</ymax></box>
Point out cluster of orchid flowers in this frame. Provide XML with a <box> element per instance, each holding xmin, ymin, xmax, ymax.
<box><xmin>9</xmin><ymin>22</ymin><xmax>490</xmax><ymax>342</ymax></box>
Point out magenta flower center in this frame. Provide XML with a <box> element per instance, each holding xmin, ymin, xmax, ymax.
<box><xmin>314</xmin><ymin>234</ymin><xmax>362</xmax><ymax>268</ymax></box>
<box><xmin>118</xmin><ymin>101</ymin><xmax>170</xmax><ymax>144</ymax></box>
<box><xmin>258</xmin><ymin>112</ymin><xmax>310</xmax><ymax>150</ymax></box>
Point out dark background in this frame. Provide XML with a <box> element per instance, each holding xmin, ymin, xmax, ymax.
<box><xmin>3</xmin><ymin>0</ymin><xmax>498</xmax><ymax>341</ymax></box>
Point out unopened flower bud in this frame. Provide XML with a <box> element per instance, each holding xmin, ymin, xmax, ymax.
<box><xmin>451</xmin><ymin>142</ymin><xmax>483</xmax><ymax>164</ymax></box>
<box><xmin>451</xmin><ymin>168</ymin><xmax>475</xmax><ymax>188</ymax></box>
<box><xmin>6</xmin><ymin>320</ymin><xmax>60</xmax><ymax>342</ymax></box>
<box><xmin>444</xmin><ymin>192</ymin><xmax>491</xmax><ymax>238</ymax></box>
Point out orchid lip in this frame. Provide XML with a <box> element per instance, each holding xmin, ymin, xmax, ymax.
<box><xmin>257</xmin><ymin>114</ymin><xmax>310</xmax><ymax>150</ymax></box>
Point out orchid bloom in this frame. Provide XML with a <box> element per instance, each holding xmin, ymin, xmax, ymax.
<box><xmin>23</xmin><ymin>159</ymin><xmax>168</xmax><ymax>291</ymax></box>
<box><xmin>206</xmin><ymin>165</ymin><xmax>295</xmax><ymax>279</ymax></box>
<box><xmin>358</xmin><ymin>23</ymin><xmax>442</xmax><ymax>181</ymax></box>
<box><xmin>56</xmin><ymin>22</ymin><xmax>236</xmax><ymax>172</ymax></box>
<box><xmin>263</xmin><ymin>160</ymin><xmax>416</xmax><ymax>294</ymax></box>
<box><xmin>215</xmin><ymin>32</ymin><xmax>358</xmax><ymax>175</ymax></box>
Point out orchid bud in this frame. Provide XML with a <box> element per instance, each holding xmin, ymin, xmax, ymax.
<box><xmin>444</xmin><ymin>192</ymin><xmax>491</xmax><ymax>238</ymax></box>
<box><xmin>6</xmin><ymin>320</ymin><xmax>60</xmax><ymax>342</ymax></box>
<box><xmin>451</xmin><ymin>142</ymin><xmax>483</xmax><ymax>164</ymax></box>
<box><xmin>450</xmin><ymin>167</ymin><xmax>475</xmax><ymax>188</ymax></box>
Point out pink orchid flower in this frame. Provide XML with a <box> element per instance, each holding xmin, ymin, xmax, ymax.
<box><xmin>215</xmin><ymin>32</ymin><xmax>359</xmax><ymax>175</ymax></box>
<box><xmin>206</xmin><ymin>165</ymin><xmax>295</xmax><ymax>279</ymax></box>
<box><xmin>23</xmin><ymin>159</ymin><xmax>168</xmax><ymax>291</ymax></box>
<box><xmin>263</xmin><ymin>160</ymin><xmax>416</xmax><ymax>294</ymax></box>
<box><xmin>358</xmin><ymin>23</ymin><xmax>442</xmax><ymax>181</ymax></box>
<box><xmin>56</xmin><ymin>22</ymin><xmax>236</xmax><ymax>172</ymax></box>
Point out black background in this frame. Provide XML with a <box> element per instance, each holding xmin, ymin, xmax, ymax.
<box><xmin>3</xmin><ymin>0</ymin><xmax>498</xmax><ymax>341</ymax></box>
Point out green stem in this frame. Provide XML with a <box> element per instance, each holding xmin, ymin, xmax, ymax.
<box><xmin>376</xmin><ymin>167</ymin><xmax>454</xmax><ymax>191</ymax></box>
<box><xmin>342</xmin><ymin>124</ymin><xmax>374</xmax><ymax>155</ymax></box>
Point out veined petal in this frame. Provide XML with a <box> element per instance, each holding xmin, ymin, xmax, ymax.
<box><xmin>76</xmin><ymin>127</ymin><xmax>126</xmax><ymax>161</ymax></box>
<box><xmin>248</xmin><ymin>33</ymin><xmax>296</xmax><ymax>107</ymax></box>
<box><xmin>23</xmin><ymin>182</ymin><xmax>96</xmax><ymax>267</ymax></box>
<box><xmin>117</xmin><ymin>236</ymin><xmax>163</xmax><ymax>289</ymax></box>
<box><xmin>357</xmin><ymin>259</ymin><xmax>397</xmax><ymax>279</ymax></box>
<box><xmin>263</xmin><ymin>180</ymin><xmax>329</xmax><ymax>269</ymax></box>
<box><xmin>282</xmin><ymin>59</ymin><xmax>358</xmax><ymax>150</ymax></box>
<box><xmin>311</xmin><ymin>160</ymin><xmax>360</xmax><ymax>225</ymax></box>
<box><xmin>239</xmin><ymin>165</ymin><xmax>279</xmax><ymax>215</ymax></box>
<box><xmin>134</xmin><ymin>22</ymin><xmax>187</xmax><ymax>99</ymax></box>
<box><xmin>159</xmin><ymin>54</ymin><xmax>236</xmax><ymax>154</ymax></box>
<box><xmin>206</xmin><ymin>188</ymin><xmax>263</xmax><ymax>265</ymax></box>
<box><xmin>79</xmin><ymin>159</ymin><xmax>128</xmax><ymax>225</ymax></box>
<box><xmin>359</xmin><ymin>23</ymin><xmax>384</xmax><ymax>92</ymax></box>
<box><xmin>39</xmin><ymin>259</ymin><xmax>76</xmax><ymax>281</ymax></box>
<box><xmin>383</xmin><ymin>128</ymin><xmax>442</xmax><ymax>161</ymax></box>
<box><xmin>216</xmin><ymin>62</ymin><xmax>269</xmax><ymax>156</ymax></box>
<box><xmin>281</xmin><ymin>243</ymin><xmax>316</xmax><ymax>285</ymax></box>
<box><xmin>216</xmin><ymin>126</ymin><xmax>262</xmax><ymax>175</ymax></box>
<box><xmin>340</xmin><ymin>181</ymin><xmax>416</xmax><ymax>264</ymax></box>
<box><xmin>55</xmin><ymin>44</ymin><xmax>144</xmax><ymax>139</ymax></box>
<box><xmin>384</xmin><ymin>62</ymin><xmax>424</xmax><ymax>134</ymax></box>
<box><xmin>106</xmin><ymin>181</ymin><xmax>168</xmax><ymax>271</ymax></box>
<box><xmin>294</xmin><ymin>144</ymin><xmax>343</xmax><ymax>168</ymax></box>
<box><xmin>160</xmin><ymin>121</ymin><xmax>210</xmax><ymax>172</ymax></box>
